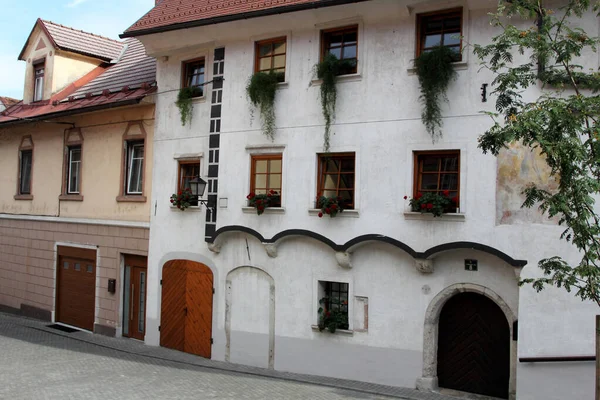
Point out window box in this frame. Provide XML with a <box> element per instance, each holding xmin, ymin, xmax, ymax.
<box><xmin>309</xmin><ymin>208</ymin><xmax>359</xmax><ymax>218</ymax></box>
<box><xmin>403</xmin><ymin>211</ymin><xmax>465</xmax><ymax>222</ymax></box>
<box><xmin>242</xmin><ymin>207</ymin><xmax>285</xmax><ymax>215</ymax></box>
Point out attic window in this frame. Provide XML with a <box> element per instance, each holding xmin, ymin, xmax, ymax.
<box><xmin>33</xmin><ymin>61</ymin><xmax>45</xmax><ymax>102</ymax></box>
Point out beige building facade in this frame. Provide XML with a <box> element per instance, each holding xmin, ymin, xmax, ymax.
<box><xmin>0</xmin><ymin>19</ymin><xmax>156</xmax><ymax>338</ymax></box>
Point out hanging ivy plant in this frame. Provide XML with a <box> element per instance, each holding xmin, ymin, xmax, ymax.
<box><xmin>314</xmin><ymin>54</ymin><xmax>355</xmax><ymax>152</ymax></box>
<box><xmin>246</xmin><ymin>71</ymin><xmax>282</xmax><ymax>140</ymax></box>
<box><xmin>176</xmin><ymin>86</ymin><xmax>202</xmax><ymax>126</ymax></box>
<box><xmin>414</xmin><ymin>46</ymin><xmax>458</xmax><ymax>142</ymax></box>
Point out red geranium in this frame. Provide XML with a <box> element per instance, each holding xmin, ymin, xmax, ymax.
<box><xmin>442</xmin><ymin>190</ymin><xmax>450</xmax><ymax>196</ymax></box>
<box><xmin>318</xmin><ymin>212</ymin><xmax>323</xmax><ymax>218</ymax></box>
<box><xmin>421</xmin><ymin>203</ymin><xmax>426</xmax><ymax>209</ymax></box>
<box><xmin>427</xmin><ymin>203</ymin><xmax>433</xmax><ymax>209</ymax></box>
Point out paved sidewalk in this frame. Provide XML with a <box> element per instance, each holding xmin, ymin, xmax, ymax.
<box><xmin>0</xmin><ymin>312</ymin><xmax>460</xmax><ymax>400</ymax></box>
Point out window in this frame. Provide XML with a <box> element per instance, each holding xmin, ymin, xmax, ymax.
<box><xmin>19</xmin><ymin>149</ymin><xmax>33</xmax><ymax>195</ymax></box>
<box><xmin>414</xmin><ymin>150</ymin><xmax>460</xmax><ymax>209</ymax></box>
<box><xmin>321</xmin><ymin>25</ymin><xmax>358</xmax><ymax>75</ymax></box>
<box><xmin>255</xmin><ymin>37</ymin><xmax>287</xmax><ymax>82</ymax></box>
<box><xmin>33</xmin><ymin>62</ymin><xmax>45</xmax><ymax>102</ymax></box>
<box><xmin>182</xmin><ymin>58</ymin><xmax>205</xmax><ymax>97</ymax></box>
<box><xmin>317</xmin><ymin>153</ymin><xmax>355</xmax><ymax>209</ymax></box>
<box><xmin>250</xmin><ymin>155</ymin><xmax>282</xmax><ymax>206</ymax></box>
<box><xmin>67</xmin><ymin>146</ymin><xmax>81</xmax><ymax>194</ymax></box>
<box><xmin>417</xmin><ymin>8</ymin><xmax>462</xmax><ymax>60</ymax></box>
<box><xmin>319</xmin><ymin>281</ymin><xmax>349</xmax><ymax>330</ymax></box>
<box><xmin>178</xmin><ymin>160</ymin><xmax>200</xmax><ymax>206</ymax></box>
<box><xmin>126</xmin><ymin>142</ymin><xmax>144</xmax><ymax>195</ymax></box>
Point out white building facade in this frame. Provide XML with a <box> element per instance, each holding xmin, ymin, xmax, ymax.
<box><xmin>123</xmin><ymin>1</ymin><xmax>599</xmax><ymax>399</ymax></box>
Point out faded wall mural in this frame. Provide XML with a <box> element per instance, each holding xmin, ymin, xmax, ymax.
<box><xmin>496</xmin><ymin>141</ymin><xmax>559</xmax><ymax>225</ymax></box>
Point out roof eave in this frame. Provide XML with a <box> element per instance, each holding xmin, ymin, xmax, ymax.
<box><xmin>18</xmin><ymin>18</ymin><xmax>59</xmax><ymax>61</ymax></box>
<box><xmin>120</xmin><ymin>0</ymin><xmax>369</xmax><ymax>38</ymax></box>
<box><xmin>0</xmin><ymin>97</ymin><xmax>146</xmax><ymax>127</ymax></box>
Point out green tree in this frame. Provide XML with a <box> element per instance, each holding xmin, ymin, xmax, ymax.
<box><xmin>474</xmin><ymin>0</ymin><xmax>600</xmax><ymax>306</ymax></box>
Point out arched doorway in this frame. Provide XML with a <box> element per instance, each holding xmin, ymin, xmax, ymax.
<box><xmin>160</xmin><ymin>260</ymin><xmax>213</xmax><ymax>358</ymax></box>
<box><xmin>437</xmin><ymin>292</ymin><xmax>510</xmax><ymax>399</ymax></box>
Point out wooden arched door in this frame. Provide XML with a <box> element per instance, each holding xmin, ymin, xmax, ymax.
<box><xmin>437</xmin><ymin>292</ymin><xmax>510</xmax><ymax>399</ymax></box>
<box><xmin>160</xmin><ymin>260</ymin><xmax>213</xmax><ymax>358</ymax></box>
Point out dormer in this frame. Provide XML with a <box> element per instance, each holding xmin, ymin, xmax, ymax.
<box><xmin>18</xmin><ymin>19</ymin><xmax>125</xmax><ymax>105</ymax></box>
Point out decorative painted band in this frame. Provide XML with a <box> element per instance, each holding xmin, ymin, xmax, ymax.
<box><xmin>208</xmin><ymin>225</ymin><xmax>528</xmax><ymax>267</ymax></box>
<box><xmin>519</xmin><ymin>356</ymin><xmax>595</xmax><ymax>362</ymax></box>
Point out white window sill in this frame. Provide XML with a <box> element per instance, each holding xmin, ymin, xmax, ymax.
<box><xmin>311</xmin><ymin>73</ymin><xmax>362</xmax><ymax>86</ymax></box>
<box><xmin>403</xmin><ymin>211</ymin><xmax>465</xmax><ymax>222</ymax></box>
<box><xmin>311</xmin><ymin>325</ymin><xmax>354</xmax><ymax>336</ymax></box>
<box><xmin>277</xmin><ymin>81</ymin><xmax>289</xmax><ymax>89</ymax></box>
<box><xmin>170</xmin><ymin>205</ymin><xmax>203</xmax><ymax>211</ymax></box>
<box><xmin>407</xmin><ymin>61</ymin><xmax>468</xmax><ymax>75</ymax></box>
<box><xmin>191</xmin><ymin>96</ymin><xmax>207</xmax><ymax>104</ymax></box>
<box><xmin>242</xmin><ymin>207</ymin><xmax>286</xmax><ymax>215</ymax></box>
<box><xmin>308</xmin><ymin>209</ymin><xmax>359</xmax><ymax>218</ymax></box>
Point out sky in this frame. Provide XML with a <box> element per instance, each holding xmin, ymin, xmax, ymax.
<box><xmin>0</xmin><ymin>0</ymin><xmax>155</xmax><ymax>99</ymax></box>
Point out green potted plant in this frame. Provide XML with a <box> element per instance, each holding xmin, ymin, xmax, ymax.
<box><xmin>414</xmin><ymin>46</ymin><xmax>458</xmax><ymax>142</ymax></box>
<box><xmin>170</xmin><ymin>188</ymin><xmax>195</xmax><ymax>211</ymax></box>
<box><xmin>314</xmin><ymin>54</ymin><xmax>356</xmax><ymax>152</ymax></box>
<box><xmin>406</xmin><ymin>191</ymin><xmax>458</xmax><ymax>217</ymax></box>
<box><xmin>318</xmin><ymin>297</ymin><xmax>349</xmax><ymax>333</ymax></box>
<box><xmin>176</xmin><ymin>86</ymin><xmax>203</xmax><ymax>126</ymax></box>
<box><xmin>247</xmin><ymin>190</ymin><xmax>280</xmax><ymax>215</ymax></box>
<box><xmin>317</xmin><ymin>195</ymin><xmax>345</xmax><ymax>218</ymax></box>
<box><xmin>246</xmin><ymin>70</ymin><xmax>282</xmax><ymax>140</ymax></box>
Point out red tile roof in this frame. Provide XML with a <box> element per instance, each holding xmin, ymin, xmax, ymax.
<box><xmin>0</xmin><ymin>97</ymin><xmax>20</xmax><ymax>109</ymax></box>
<box><xmin>19</xmin><ymin>19</ymin><xmax>125</xmax><ymax>62</ymax></box>
<box><xmin>122</xmin><ymin>0</ymin><xmax>366</xmax><ymax>37</ymax></box>
<box><xmin>2</xmin><ymin>39</ymin><xmax>156</xmax><ymax>126</ymax></box>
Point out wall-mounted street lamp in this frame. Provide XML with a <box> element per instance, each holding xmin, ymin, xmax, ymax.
<box><xmin>188</xmin><ymin>176</ymin><xmax>213</xmax><ymax>210</ymax></box>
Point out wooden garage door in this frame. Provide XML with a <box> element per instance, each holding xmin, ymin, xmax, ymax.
<box><xmin>160</xmin><ymin>260</ymin><xmax>213</xmax><ymax>358</ymax></box>
<box><xmin>437</xmin><ymin>292</ymin><xmax>510</xmax><ymax>399</ymax></box>
<box><xmin>56</xmin><ymin>246</ymin><xmax>96</xmax><ymax>331</ymax></box>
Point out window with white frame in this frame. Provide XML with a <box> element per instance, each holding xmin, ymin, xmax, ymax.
<box><xmin>33</xmin><ymin>62</ymin><xmax>45</xmax><ymax>102</ymax></box>
<box><xmin>67</xmin><ymin>146</ymin><xmax>81</xmax><ymax>194</ymax></box>
<box><xmin>126</xmin><ymin>142</ymin><xmax>144</xmax><ymax>195</ymax></box>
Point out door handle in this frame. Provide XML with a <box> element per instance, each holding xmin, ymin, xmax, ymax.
<box><xmin>184</xmin><ymin>307</ymin><xmax>188</xmax><ymax>316</ymax></box>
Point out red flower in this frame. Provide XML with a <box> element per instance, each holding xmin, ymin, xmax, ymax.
<box><xmin>318</xmin><ymin>212</ymin><xmax>323</xmax><ymax>218</ymax></box>
<box><xmin>416</xmin><ymin>192</ymin><xmax>423</xmax><ymax>199</ymax></box>
<box><xmin>442</xmin><ymin>190</ymin><xmax>450</xmax><ymax>196</ymax></box>
<box><xmin>331</xmin><ymin>204</ymin><xmax>337</xmax><ymax>210</ymax></box>
<box><xmin>403</xmin><ymin>195</ymin><xmax>408</xmax><ymax>200</ymax></box>
<box><xmin>269</xmin><ymin>190</ymin><xmax>276</xmax><ymax>195</ymax></box>
<box><xmin>427</xmin><ymin>203</ymin><xmax>433</xmax><ymax>209</ymax></box>
<box><xmin>451</xmin><ymin>196</ymin><xmax>459</xmax><ymax>204</ymax></box>
<box><xmin>258</xmin><ymin>206</ymin><xmax>265</xmax><ymax>211</ymax></box>
<box><xmin>170</xmin><ymin>199</ymin><xmax>174</xmax><ymax>203</ymax></box>
<box><xmin>325</xmin><ymin>208</ymin><xmax>331</xmax><ymax>214</ymax></box>
<box><xmin>178</xmin><ymin>190</ymin><xmax>182</xmax><ymax>195</ymax></box>
<box><xmin>420</xmin><ymin>203</ymin><xmax>426</xmax><ymax>209</ymax></box>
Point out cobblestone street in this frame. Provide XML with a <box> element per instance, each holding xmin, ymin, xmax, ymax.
<box><xmin>0</xmin><ymin>313</ymin><xmax>459</xmax><ymax>400</ymax></box>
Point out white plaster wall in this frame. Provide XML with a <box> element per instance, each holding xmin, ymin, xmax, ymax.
<box><xmin>141</xmin><ymin>2</ymin><xmax>599</xmax><ymax>397</ymax></box>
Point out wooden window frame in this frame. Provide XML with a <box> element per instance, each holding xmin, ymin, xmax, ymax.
<box><xmin>317</xmin><ymin>152</ymin><xmax>356</xmax><ymax>209</ymax></box>
<box><xmin>250</xmin><ymin>154</ymin><xmax>283</xmax><ymax>207</ymax></box>
<box><xmin>181</xmin><ymin>57</ymin><xmax>206</xmax><ymax>98</ymax></box>
<box><xmin>254</xmin><ymin>37</ymin><xmax>287</xmax><ymax>81</ymax></box>
<box><xmin>177</xmin><ymin>160</ymin><xmax>201</xmax><ymax>207</ymax></box>
<box><xmin>33</xmin><ymin>59</ymin><xmax>45</xmax><ymax>102</ymax></box>
<box><xmin>416</xmin><ymin>8</ymin><xmax>463</xmax><ymax>60</ymax></box>
<box><xmin>15</xmin><ymin>135</ymin><xmax>34</xmax><ymax>200</ymax></box>
<box><xmin>67</xmin><ymin>146</ymin><xmax>82</xmax><ymax>194</ymax></box>
<box><xmin>320</xmin><ymin>25</ymin><xmax>359</xmax><ymax>75</ymax></box>
<box><xmin>413</xmin><ymin>150</ymin><xmax>460</xmax><ymax>210</ymax></box>
<box><xmin>126</xmin><ymin>142</ymin><xmax>144</xmax><ymax>195</ymax></box>
<box><xmin>60</xmin><ymin>129</ymin><xmax>84</xmax><ymax>201</ymax></box>
<box><xmin>117</xmin><ymin>122</ymin><xmax>147</xmax><ymax>203</ymax></box>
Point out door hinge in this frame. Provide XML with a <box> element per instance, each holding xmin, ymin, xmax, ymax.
<box><xmin>210</xmin><ymin>338</ymin><xmax>214</xmax><ymax>345</ymax></box>
<box><xmin>212</xmin><ymin>287</ymin><xmax>215</xmax><ymax>294</ymax></box>
<box><xmin>513</xmin><ymin>320</ymin><xmax>518</xmax><ymax>341</ymax></box>
<box><xmin>160</xmin><ymin>279</ymin><xmax>162</xmax><ymax>285</ymax></box>
<box><xmin>158</xmin><ymin>325</ymin><xmax>161</xmax><ymax>331</ymax></box>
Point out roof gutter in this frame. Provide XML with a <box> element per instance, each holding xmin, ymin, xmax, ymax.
<box><xmin>120</xmin><ymin>0</ymin><xmax>369</xmax><ymax>38</ymax></box>
<box><xmin>0</xmin><ymin>97</ymin><xmax>145</xmax><ymax>128</ymax></box>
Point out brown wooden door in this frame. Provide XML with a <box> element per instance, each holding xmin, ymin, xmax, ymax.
<box><xmin>437</xmin><ymin>292</ymin><xmax>510</xmax><ymax>399</ymax></box>
<box><xmin>160</xmin><ymin>260</ymin><xmax>213</xmax><ymax>358</ymax></box>
<box><xmin>123</xmin><ymin>255</ymin><xmax>147</xmax><ymax>340</ymax></box>
<box><xmin>56</xmin><ymin>246</ymin><xmax>96</xmax><ymax>331</ymax></box>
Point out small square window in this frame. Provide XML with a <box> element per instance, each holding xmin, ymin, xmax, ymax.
<box><xmin>178</xmin><ymin>160</ymin><xmax>200</xmax><ymax>206</ymax></box>
<box><xmin>416</xmin><ymin>8</ymin><xmax>462</xmax><ymax>61</ymax></box>
<box><xmin>74</xmin><ymin>263</ymin><xmax>81</xmax><ymax>271</ymax></box>
<box><xmin>255</xmin><ymin>37</ymin><xmax>286</xmax><ymax>82</ymax></box>
<box><xmin>182</xmin><ymin>58</ymin><xmax>205</xmax><ymax>97</ymax></box>
<box><xmin>318</xmin><ymin>281</ymin><xmax>349</xmax><ymax>331</ymax></box>
<box><xmin>63</xmin><ymin>262</ymin><xmax>69</xmax><ymax>269</ymax></box>
<box><xmin>317</xmin><ymin>153</ymin><xmax>355</xmax><ymax>209</ymax></box>
<box><xmin>250</xmin><ymin>155</ymin><xmax>282</xmax><ymax>206</ymax></box>
<box><xmin>87</xmin><ymin>265</ymin><xmax>93</xmax><ymax>273</ymax></box>
<box><xmin>321</xmin><ymin>25</ymin><xmax>358</xmax><ymax>76</ymax></box>
<box><xmin>414</xmin><ymin>150</ymin><xmax>460</xmax><ymax>211</ymax></box>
